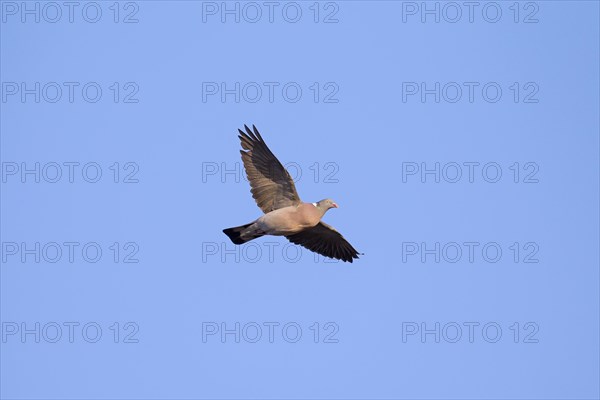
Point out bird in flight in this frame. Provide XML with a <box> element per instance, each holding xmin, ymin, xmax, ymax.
<box><xmin>223</xmin><ymin>125</ymin><xmax>360</xmax><ymax>262</ymax></box>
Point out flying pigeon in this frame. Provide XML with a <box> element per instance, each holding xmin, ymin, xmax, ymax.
<box><xmin>223</xmin><ymin>125</ymin><xmax>360</xmax><ymax>262</ymax></box>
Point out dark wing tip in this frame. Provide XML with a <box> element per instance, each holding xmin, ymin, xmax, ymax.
<box><xmin>244</xmin><ymin>124</ymin><xmax>256</xmax><ymax>140</ymax></box>
<box><xmin>252</xmin><ymin>125</ymin><xmax>264</xmax><ymax>141</ymax></box>
<box><xmin>240</xmin><ymin>125</ymin><xmax>261</xmax><ymax>143</ymax></box>
<box><xmin>342</xmin><ymin>249</ymin><xmax>360</xmax><ymax>263</ymax></box>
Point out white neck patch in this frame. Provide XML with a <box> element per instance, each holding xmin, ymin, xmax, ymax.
<box><xmin>312</xmin><ymin>202</ymin><xmax>318</xmax><ymax>207</ymax></box>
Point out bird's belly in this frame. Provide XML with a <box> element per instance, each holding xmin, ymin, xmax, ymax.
<box><xmin>257</xmin><ymin>207</ymin><xmax>319</xmax><ymax>235</ymax></box>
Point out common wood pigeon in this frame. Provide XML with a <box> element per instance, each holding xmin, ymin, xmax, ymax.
<box><xmin>223</xmin><ymin>125</ymin><xmax>360</xmax><ymax>263</ymax></box>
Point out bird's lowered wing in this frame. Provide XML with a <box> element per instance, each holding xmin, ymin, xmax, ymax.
<box><xmin>238</xmin><ymin>125</ymin><xmax>301</xmax><ymax>213</ymax></box>
<box><xmin>286</xmin><ymin>222</ymin><xmax>360</xmax><ymax>263</ymax></box>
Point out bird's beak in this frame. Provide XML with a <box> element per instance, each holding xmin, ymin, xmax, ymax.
<box><xmin>332</xmin><ymin>202</ymin><xmax>339</xmax><ymax>208</ymax></box>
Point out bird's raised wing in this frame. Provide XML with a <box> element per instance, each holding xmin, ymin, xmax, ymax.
<box><xmin>238</xmin><ymin>125</ymin><xmax>301</xmax><ymax>213</ymax></box>
<box><xmin>286</xmin><ymin>222</ymin><xmax>360</xmax><ymax>263</ymax></box>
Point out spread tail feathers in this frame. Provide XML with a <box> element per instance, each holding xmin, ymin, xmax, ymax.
<box><xmin>223</xmin><ymin>222</ymin><xmax>263</xmax><ymax>244</ymax></box>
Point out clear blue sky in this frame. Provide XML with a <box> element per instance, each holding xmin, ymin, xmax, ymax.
<box><xmin>1</xmin><ymin>1</ymin><xmax>599</xmax><ymax>399</ymax></box>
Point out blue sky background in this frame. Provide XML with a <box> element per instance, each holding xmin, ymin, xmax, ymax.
<box><xmin>1</xmin><ymin>1</ymin><xmax>599</xmax><ymax>399</ymax></box>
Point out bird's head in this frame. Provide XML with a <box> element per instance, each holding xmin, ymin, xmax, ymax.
<box><xmin>317</xmin><ymin>198</ymin><xmax>339</xmax><ymax>211</ymax></box>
